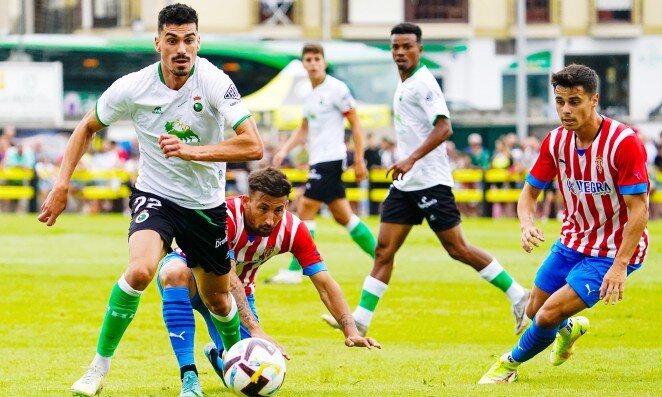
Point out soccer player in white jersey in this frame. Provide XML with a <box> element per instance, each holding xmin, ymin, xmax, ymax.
<box><xmin>324</xmin><ymin>23</ymin><xmax>529</xmax><ymax>337</ymax></box>
<box><xmin>37</xmin><ymin>4</ymin><xmax>263</xmax><ymax>396</ymax></box>
<box><xmin>157</xmin><ymin>168</ymin><xmax>380</xmax><ymax>394</ymax></box>
<box><xmin>479</xmin><ymin>64</ymin><xmax>649</xmax><ymax>384</ymax></box>
<box><xmin>268</xmin><ymin>43</ymin><xmax>376</xmax><ymax>284</ymax></box>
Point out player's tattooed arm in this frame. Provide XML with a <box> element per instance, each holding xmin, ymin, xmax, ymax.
<box><xmin>228</xmin><ymin>261</ymin><xmax>291</xmax><ymax>359</ymax></box>
<box><xmin>228</xmin><ymin>262</ymin><xmax>261</xmax><ymax>332</ymax></box>
<box><xmin>338</xmin><ymin>314</ymin><xmax>354</xmax><ymax>328</ymax></box>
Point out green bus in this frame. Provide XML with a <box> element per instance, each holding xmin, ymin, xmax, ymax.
<box><xmin>0</xmin><ymin>35</ymin><xmax>440</xmax><ymax>120</ymax></box>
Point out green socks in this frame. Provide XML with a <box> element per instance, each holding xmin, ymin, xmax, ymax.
<box><xmin>288</xmin><ymin>221</ymin><xmax>316</xmax><ymax>271</ymax></box>
<box><xmin>479</xmin><ymin>258</ymin><xmax>526</xmax><ymax>304</ymax></box>
<box><xmin>209</xmin><ymin>294</ymin><xmax>241</xmax><ymax>351</ymax></box>
<box><xmin>96</xmin><ymin>276</ymin><xmax>142</xmax><ymax>357</ymax></box>
<box><xmin>346</xmin><ymin>215</ymin><xmax>376</xmax><ymax>259</ymax></box>
<box><xmin>353</xmin><ymin>275</ymin><xmax>388</xmax><ymax>326</ymax></box>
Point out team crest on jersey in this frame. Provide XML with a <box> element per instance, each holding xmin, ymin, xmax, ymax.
<box><xmin>193</xmin><ymin>95</ymin><xmax>203</xmax><ymax>112</ymax></box>
<box><xmin>224</xmin><ymin>84</ymin><xmax>240</xmax><ymax>100</ymax></box>
<box><xmin>259</xmin><ymin>246</ymin><xmax>276</xmax><ymax>260</ymax></box>
<box><xmin>135</xmin><ymin>210</ymin><xmax>149</xmax><ymax>223</ymax></box>
<box><xmin>595</xmin><ymin>155</ymin><xmax>603</xmax><ymax>174</ymax></box>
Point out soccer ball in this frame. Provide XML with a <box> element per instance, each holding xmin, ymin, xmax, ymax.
<box><xmin>223</xmin><ymin>338</ymin><xmax>287</xmax><ymax>396</ymax></box>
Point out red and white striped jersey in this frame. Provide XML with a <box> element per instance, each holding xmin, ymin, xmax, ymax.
<box><xmin>226</xmin><ymin>196</ymin><xmax>323</xmax><ymax>295</ymax></box>
<box><xmin>527</xmin><ymin>116</ymin><xmax>649</xmax><ymax>264</ymax></box>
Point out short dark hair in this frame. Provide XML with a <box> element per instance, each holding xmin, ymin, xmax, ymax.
<box><xmin>391</xmin><ymin>22</ymin><xmax>422</xmax><ymax>42</ymax></box>
<box><xmin>302</xmin><ymin>43</ymin><xmax>325</xmax><ymax>58</ymax></box>
<box><xmin>551</xmin><ymin>64</ymin><xmax>599</xmax><ymax>95</ymax></box>
<box><xmin>248</xmin><ymin>167</ymin><xmax>292</xmax><ymax>198</ymax></box>
<box><xmin>158</xmin><ymin>3</ymin><xmax>198</xmax><ymax>33</ymax></box>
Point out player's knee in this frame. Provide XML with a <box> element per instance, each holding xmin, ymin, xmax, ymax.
<box><xmin>374</xmin><ymin>245</ymin><xmax>395</xmax><ymax>267</ymax></box>
<box><xmin>204</xmin><ymin>293</ymin><xmax>232</xmax><ymax>316</ymax></box>
<box><xmin>159</xmin><ymin>260</ymin><xmax>191</xmax><ymax>288</ymax></box>
<box><xmin>445</xmin><ymin>243</ymin><xmax>469</xmax><ymax>262</ymax></box>
<box><xmin>534</xmin><ymin>307</ymin><xmax>562</xmax><ymax>328</ymax></box>
<box><xmin>125</xmin><ymin>262</ymin><xmax>156</xmax><ymax>290</ymax></box>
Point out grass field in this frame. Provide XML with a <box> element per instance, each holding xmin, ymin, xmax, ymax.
<box><xmin>0</xmin><ymin>214</ymin><xmax>660</xmax><ymax>397</ymax></box>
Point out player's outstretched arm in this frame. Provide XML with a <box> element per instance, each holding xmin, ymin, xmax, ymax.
<box><xmin>600</xmin><ymin>192</ymin><xmax>648</xmax><ymax>305</ymax></box>
<box><xmin>517</xmin><ymin>183</ymin><xmax>545</xmax><ymax>253</ymax></box>
<box><xmin>159</xmin><ymin>116</ymin><xmax>263</xmax><ymax>162</ymax></box>
<box><xmin>387</xmin><ymin>116</ymin><xmax>452</xmax><ymax>181</ymax></box>
<box><xmin>38</xmin><ymin>107</ymin><xmax>105</xmax><ymax>226</ymax></box>
<box><xmin>228</xmin><ymin>263</ymin><xmax>290</xmax><ymax>359</ymax></box>
<box><xmin>310</xmin><ymin>271</ymin><xmax>381</xmax><ymax>349</ymax></box>
<box><xmin>345</xmin><ymin>109</ymin><xmax>367</xmax><ymax>183</ymax></box>
<box><xmin>272</xmin><ymin>119</ymin><xmax>308</xmax><ymax>167</ymax></box>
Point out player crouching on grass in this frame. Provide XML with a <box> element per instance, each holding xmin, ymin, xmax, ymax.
<box><xmin>157</xmin><ymin>167</ymin><xmax>381</xmax><ymax>396</ymax></box>
<box><xmin>478</xmin><ymin>64</ymin><xmax>649</xmax><ymax>384</ymax></box>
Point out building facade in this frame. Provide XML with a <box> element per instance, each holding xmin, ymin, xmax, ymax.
<box><xmin>1</xmin><ymin>0</ymin><xmax>660</xmax><ymax>126</ymax></box>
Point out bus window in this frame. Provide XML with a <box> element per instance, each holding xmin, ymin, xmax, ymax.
<box><xmin>203</xmin><ymin>54</ymin><xmax>281</xmax><ymax>96</ymax></box>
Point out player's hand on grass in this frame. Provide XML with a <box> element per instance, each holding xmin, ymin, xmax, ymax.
<box><xmin>353</xmin><ymin>159</ymin><xmax>367</xmax><ymax>183</ymax></box>
<box><xmin>387</xmin><ymin>157</ymin><xmax>415</xmax><ymax>181</ymax></box>
<box><xmin>600</xmin><ymin>264</ymin><xmax>627</xmax><ymax>305</ymax></box>
<box><xmin>38</xmin><ymin>184</ymin><xmax>69</xmax><ymax>226</ymax></box>
<box><xmin>159</xmin><ymin>134</ymin><xmax>194</xmax><ymax>160</ymax></box>
<box><xmin>345</xmin><ymin>335</ymin><xmax>381</xmax><ymax>350</ymax></box>
<box><xmin>520</xmin><ymin>224</ymin><xmax>545</xmax><ymax>253</ymax></box>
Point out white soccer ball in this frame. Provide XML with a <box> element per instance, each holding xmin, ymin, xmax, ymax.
<box><xmin>223</xmin><ymin>337</ymin><xmax>287</xmax><ymax>396</ymax></box>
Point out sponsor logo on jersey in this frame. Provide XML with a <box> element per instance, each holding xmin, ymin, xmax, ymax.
<box><xmin>224</xmin><ymin>84</ymin><xmax>240</xmax><ymax>99</ymax></box>
<box><xmin>152</xmin><ymin>106</ymin><xmax>163</xmax><ymax>114</ymax></box>
<box><xmin>565</xmin><ymin>179</ymin><xmax>612</xmax><ymax>196</ymax></box>
<box><xmin>164</xmin><ymin>120</ymin><xmax>200</xmax><ymax>143</ymax></box>
<box><xmin>215</xmin><ymin>235</ymin><xmax>228</xmax><ymax>248</ymax></box>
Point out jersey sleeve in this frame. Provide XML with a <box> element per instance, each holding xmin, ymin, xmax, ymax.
<box><xmin>614</xmin><ymin>134</ymin><xmax>649</xmax><ymax>195</ymax></box>
<box><xmin>416</xmin><ymin>80</ymin><xmax>450</xmax><ymax>126</ymax></box>
<box><xmin>334</xmin><ymin>82</ymin><xmax>357</xmax><ymax>115</ymax></box>
<box><xmin>207</xmin><ymin>71</ymin><xmax>251</xmax><ymax>130</ymax></box>
<box><xmin>290</xmin><ymin>222</ymin><xmax>325</xmax><ymax>276</ymax></box>
<box><xmin>95</xmin><ymin>76</ymin><xmax>132</xmax><ymax>126</ymax></box>
<box><xmin>526</xmin><ymin>133</ymin><xmax>557</xmax><ymax>189</ymax></box>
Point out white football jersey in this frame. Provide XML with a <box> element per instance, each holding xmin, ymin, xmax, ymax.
<box><xmin>96</xmin><ymin>57</ymin><xmax>251</xmax><ymax>209</ymax></box>
<box><xmin>392</xmin><ymin>65</ymin><xmax>453</xmax><ymax>191</ymax></box>
<box><xmin>302</xmin><ymin>75</ymin><xmax>356</xmax><ymax>165</ymax></box>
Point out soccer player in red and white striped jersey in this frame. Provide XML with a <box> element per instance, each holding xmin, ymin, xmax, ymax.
<box><xmin>480</xmin><ymin>64</ymin><xmax>649</xmax><ymax>384</ymax></box>
<box><xmin>157</xmin><ymin>168</ymin><xmax>380</xmax><ymax>393</ymax></box>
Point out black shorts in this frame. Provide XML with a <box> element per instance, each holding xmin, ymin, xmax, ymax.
<box><xmin>303</xmin><ymin>160</ymin><xmax>346</xmax><ymax>204</ymax></box>
<box><xmin>128</xmin><ymin>189</ymin><xmax>231</xmax><ymax>275</ymax></box>
<box><xmin>380</xmin><ymin>184</ymin><xmax>461</xmax><ymax>232</ymax></box>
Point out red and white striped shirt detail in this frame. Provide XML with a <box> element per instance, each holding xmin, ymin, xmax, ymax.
<box><xmin>529</xmin><ymin>117</ymin><xmax>649</xmax><ymax>264</ymax></box>
<box><xmin>226</xmin><ymin>196</ymin><xmax>322</xmax><ymax>295</ymax></box>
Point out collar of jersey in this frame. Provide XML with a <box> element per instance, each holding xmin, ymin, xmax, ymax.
<box><xmin>405</xmin><ymin>63</ymin><xmax>424</xmax><ymax>80</ymax></box>
<box><xmin>157</xmin><ymin>61</ymin><xmax>196</xmax><ymax>86</ymax></box>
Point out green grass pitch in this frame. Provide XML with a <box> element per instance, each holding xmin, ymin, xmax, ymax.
<box><xmin>0</xmin><ymin>214</ymin><xmax>660</xmax><ymax>396</ymax></box>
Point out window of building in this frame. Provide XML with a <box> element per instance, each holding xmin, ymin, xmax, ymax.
<box><xmin>496</xmin><ymin>39</ymin><xmax>516</xmax><ymax>55</ymax></box>
<box><xmin>564</xmin><ymin>54</ymin><xmax>630</xmax><ymax>117</ymax></box>
<box><xmin>404</xmin><ymin>0</ymin><xmax>469</xmax><ymax>23</ymax></box>
<box><xmin>93</xmin><ymin>0</ymin><xmax>121</xmax><ymax>28</ymax></box>
<box><xmin>259</xmin><ymin>0</ymin><xmax>296</xmax><ymax>25</ymax></box>
<box><xmin>502</xmin><ymin>74</ymin><xmax>550</xmax><ymax>116</ymax></box>
<box><xmin>526</xmin><ymin>0</ymin><xmax>550</xmax><ymax>23</ymax></box>
<box><xmin>596</xmin><ymin>0</ymin><xmax>632</xmax><ymax>23</ymax></box>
